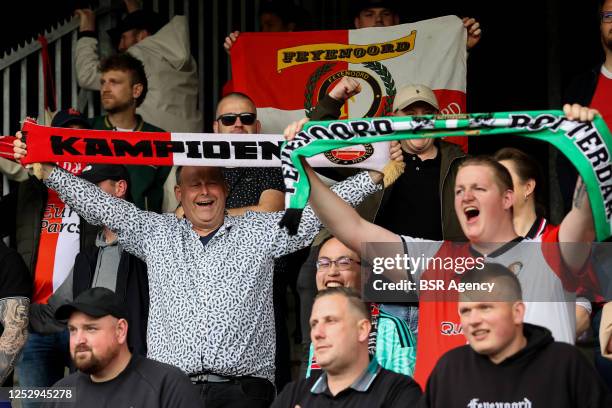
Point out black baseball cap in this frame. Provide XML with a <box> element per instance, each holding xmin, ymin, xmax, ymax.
<box><xmin>80</xmin><ymin>164</ymin><xmax>130</xmax><ymax>185</ymax></box>
<box><xmin>51</xmin><ymin>108</ymin><xmax>90</xmax><ymax>129</ymax></box>
<box><xmin>351</xmin><ymin>0</ymin><xmax>399</xmax><ymax>17</ymax></box>
<box><xmin>108</xmin><ymin>10</ymin><xmax>167</xmax><ymax>46</ymax></box>
<box><xmin>55</xmin><ymin>287</ymin><xmax>128</xmax><ymax>321</ymax></box>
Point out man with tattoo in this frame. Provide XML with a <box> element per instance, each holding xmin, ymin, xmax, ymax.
<box><xmin>0</xmin><ymin>241</ymin><xmax>31</xmax><ymax>384</ymax></box>
<box><xmin>45</xmin><ymin>287</ymin><xmax>200</xmax><ymax>408</ymax></box>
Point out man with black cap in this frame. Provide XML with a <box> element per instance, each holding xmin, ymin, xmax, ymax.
<box><xmin>74</xmin><ymin>1</ymin><xmax>202</xmax><ymax>136</ymax></box>
<box><xmin>2</xmin><ymin>109</ymin><xmax>99</xmax><ymax>408</ymax></box>
<box><xmin>44</xmin><ymin>287</ymin><xmax>200</xmax><ymax>408</ymax></box>
<box><xmin>31</xmin><ymin>164</ymin><xmax>149</xmax><ymax>357</ymax></box>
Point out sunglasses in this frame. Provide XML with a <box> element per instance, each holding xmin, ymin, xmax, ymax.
<box><xmin>216</xmin><ymin>112</ymin><xmax>257</xmax><ymax>126</ymax></box>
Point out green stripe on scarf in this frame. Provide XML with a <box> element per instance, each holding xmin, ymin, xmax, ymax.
<box><xmin>279</xmin><ymin>111</ymin><xmax>612</xmax><ymax>241</ymax></box>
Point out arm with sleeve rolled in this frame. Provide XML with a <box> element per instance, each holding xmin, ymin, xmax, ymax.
<box><xmin>74</xmin><ymin>9</ymin><xmax>101</xmax><ymax>91</ymax></box>
<box><xmin>601</xmin><ymin>302</ymin><xmax>612</xmax><ymax>359</ymax></box>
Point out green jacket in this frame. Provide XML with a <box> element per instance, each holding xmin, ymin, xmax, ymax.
<box><xmin>90</xmin><ymin>115</ymin><xmax>170</xmax><ymax>213</ymax></box>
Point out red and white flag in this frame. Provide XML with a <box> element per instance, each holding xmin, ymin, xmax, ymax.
<box><xmin>231</xmin><ymin>15</ymin><xmax>467</xmax><ymax>150</ymax></box>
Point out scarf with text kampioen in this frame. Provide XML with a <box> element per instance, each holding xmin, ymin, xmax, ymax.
<box><xmin>17</xmin><ymin>120</ymin><xmax>390</xmax><ymax>171</ymax></box>
<box><xmin>277</xmin><ymin>111</ymin><xmax>612</xmax><ymax>241</ymax></box>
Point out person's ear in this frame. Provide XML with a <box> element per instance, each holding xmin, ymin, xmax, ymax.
<box><xmin>256</xmin><ymin>119</ymin><xmax>262</xmax><ymax>133</ymax></box>
<box><xmin>116</xmin><ymin>318</ymin><xmax>129</xmax><ymax>344</ymax></box>
<box><xmin>503</xmin><ymin>189</ymin><xmax>514</xmax><ymax>211</ymax></box>
<box><xmin>136</xmin><ymin>29</ymin><xmax>150</xmax><ymax>42</ymax></box>
<box><xmin>357</xmin><ymin>318</ymin><xmax>371</xmax><ymax>343</ymax></box>
<box><xmin>393</xmin><ymin>14</ymin><xmax>400</xmax><ymax>25</ymax></box>
<box><xmin>354</xmin><ymin>17</ymin><xmax>362</xmax><ymax>29</ymax></box>
<box><xmin>132</xmin><ymin>83</ymin><xmax>144</xmax><ymax>101</ymax></box>
<box><xmin>115</xmin><ymin>180</ymin><xmax>128</xmax><ymax>199</ymax></box>
<box><xmin>524</xmin><ymin>178</ymin><xmax>536</xmax><ymax>199</ymax></box>
<box><xmin>213</xmin><ymin>120</ymin><xmax>219</xmax><ymax>133</ymax></box>
<box><xmin>175</xmin><ymin>184</ymin><xmax>182</xmax><ymax>203</ymax></box>
<box><xmin>287</xmin><ymin>22</ymin><xmax>296</xmax><ymax>32</ymax></box>
<box><xmin>512</xmin><ymin>301</ymin><xmax>525</xmax><ymax>324</ymax></box>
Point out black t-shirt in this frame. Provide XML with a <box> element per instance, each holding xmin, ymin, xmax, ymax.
<box><xmin>223</xmin><ymin>167</ymin><xmax>284</xmax><ymax>209</ymax></box>
<box><xmin>43</xmin><ymin>354</ymin><xmax>201</xmax><ymax>408</ymax></box>
<box><xmin>376</xmin><ymin>149</ymin><xmax>442</xmax><ymax>239</ymax></box>
<box><xmin>0</xmin><ymin>241</ymin><xmax>31</xmax><ymax>300</ymax></box>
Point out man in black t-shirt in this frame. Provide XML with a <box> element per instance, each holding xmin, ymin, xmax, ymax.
<box><xmin>44</xmin><ymin>287</ymin><xmax>200</xmax><ymax>408</ymax></box>
<box><xmin>0</xmin><ymin>241</ymin><xmax>31</xmax><ymax>385</ymax></box>
<box><xmin>272</xmin><ymin>288</ymin><xmax>421</xmax><ymax>408</ymax></box>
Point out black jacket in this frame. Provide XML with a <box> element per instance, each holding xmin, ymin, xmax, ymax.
<box><xmin>73</xmin><ymin>246</ymin><xmax>149</xmax><ymax>357</ymax></box>
<box><xmin>421</xmin><ymin>323</ymin><xmax>611</xmax><ymax>408</ymax></box>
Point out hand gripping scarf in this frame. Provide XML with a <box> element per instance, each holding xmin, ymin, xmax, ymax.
<box><xmin>277</xmin><ymin>111</ymin><xmax>612</xmax><ymax>241</ymax></box>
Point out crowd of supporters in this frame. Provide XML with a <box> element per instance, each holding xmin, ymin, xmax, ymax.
<box><xmin>0</xmin><ymin>0</ymin><xmax>611</xmax><ymax>407</ymax></box>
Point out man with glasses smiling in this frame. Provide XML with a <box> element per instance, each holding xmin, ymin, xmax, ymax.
<box><xmin>304</xmin><ymin>237</ymin><xmax>417</xmax><ymax>380</ymax></box>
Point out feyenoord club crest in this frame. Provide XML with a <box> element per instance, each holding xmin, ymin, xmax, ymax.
<box><xmin>304</xmin><ymin>61</ymin><xmax>397</xmax><ymax>118</ymax></box>
<box><xmin>323</xmin><ymin>143</ymin><xmax>375</xmax><ymax>165</ymax></box>
<box><xmin>305</xmin><ymin>61</ymin><xmax>394</xmax><ymax>165</ymax></box>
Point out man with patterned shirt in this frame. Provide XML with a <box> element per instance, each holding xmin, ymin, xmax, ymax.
<box><xmin>14</xmin><ymin>133</ymin><xmax>382</xmax><ymax>408</ymax></box>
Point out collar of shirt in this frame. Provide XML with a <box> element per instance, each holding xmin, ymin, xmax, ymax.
<box><xmin>183</xmin><ymin>214</ymin><xmax>235</xmax><ymax>242</ymax></box>
<box><xmin>310</xmin><ymin>357</ymin><xmax>381</xmax><ymax>396</ymax></box>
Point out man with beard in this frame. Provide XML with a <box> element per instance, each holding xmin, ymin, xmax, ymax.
<box><xmin>90</xmin><ymin>53</ymin><xmax>169</xmax><ymax>213</ymax></box>
<box><xmin>44</xmin><ymin>287</ymin><xmax>199</xmax><ymax>408</ymax></box>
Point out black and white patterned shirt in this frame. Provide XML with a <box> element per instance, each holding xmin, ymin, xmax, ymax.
<box><xmin>45</xmin><ymin>168</ymin><xmax>379</xmax><ymax>382</ymax></box>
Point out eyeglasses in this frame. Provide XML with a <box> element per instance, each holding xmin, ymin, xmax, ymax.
<box><xmin>216</xmin><ymin>112</ymin><xmax>257</xmax><ymax>126</ymax></box>
<box><xmin>316</xmin><ymin>256</ymin><xmax>360</xmax><ymax>270</ymax></box>
<box><xmin>603</xmin><ymin>11</ymin><xmax>612</xmax><ymax>23</ymax></box>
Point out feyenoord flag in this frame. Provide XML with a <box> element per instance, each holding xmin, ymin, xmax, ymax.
<box><xmin>231</xmin><ymin>15</ymin><xmax>467</xmax><ymax>150</ymax></box>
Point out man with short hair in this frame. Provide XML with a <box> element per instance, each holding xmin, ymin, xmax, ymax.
<box><xmin>75</xmin><ymin>1</ymin><xmax>202</xmax><ymax>134</ymax></box>
<box><xmin>284</xmin><ymin>104</ymin><xmax>598</xmax><ymax>387</ymax></box>
<box><xmin>44</xmin><ymin>287</ymin><xmax>200</xmax><ymax>408</ymax></box>
<box><xmin>304</xmin><ymin>237</ymin><xmax>416</xmax><ymax>378</ymax></box>
<box><xmin>421</xmin><ymin>263</ymin><xmax>611</xmax><ymax>408</ymax></box>
<box><xmin>14</xmin><ymin>133</ymin><xmax>380</xmax><ymax>407</ymax></box>
<box><xmin>272</xmin><ymin>287</ymin><xmax>421</xmax><ymax>407</ymax></box>
<box><xmin>89</xmin><ymin>53</ymin><xmax>169</xmax><ymax>213</ymax></box>
<box><xmin>295</xmin><ymin>82</ymin><xmax>465</xmax><ymax>369</ymax></box>
<box><xmin>213</xmin><ymin>92</ymin><xmax>285</xmax><ymax>216</ymax></box>
<box><xmin>31</xmin><ymin>164</ymin><xmax>149</xmax><ymax>357</ymax></box>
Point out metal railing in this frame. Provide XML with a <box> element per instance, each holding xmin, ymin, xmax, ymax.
<box><xmin>0</xmin><ymin>0</ymin><xmax>352</xmax><ymax>199</ymax></box>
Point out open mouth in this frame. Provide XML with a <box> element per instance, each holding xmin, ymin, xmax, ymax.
<box><xmin>196</xmin><ymin>199</ymin><xmax>214</xmax><ymax>208</ymax></box>
<box><xmin>325</xmin><ymin>280</ymin><xmax>344</xmax><ymax>288</ymax></box>
<box><xmin>464</xmin><ymin>206</ymin><xmax>480</xmax><ymax>221</ymax></box>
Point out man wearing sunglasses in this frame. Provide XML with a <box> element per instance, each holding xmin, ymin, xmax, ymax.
<box><xmin>303</xmin><ymin>237</ymin><xmax>417</xmax><ymax>380</ymax></box>
<box><xmin>213</xmin><ymin>91</ymin><xmax>297</xmax><ymax>391</ymax></box>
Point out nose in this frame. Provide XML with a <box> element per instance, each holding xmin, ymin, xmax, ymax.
<box><xmin>72</xmin><ymin>329</ymin><xmax>86</xmax><ymax>347</ymax></box>
<box><xmin>311</xmin><ymin>323</ymin><xmax>325</xmax><ymax>341</ymax></box>
<box><xmin>466</xmin><ymin>310</ymin><xmax>483</xmax><ymax>327</ymax></box>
